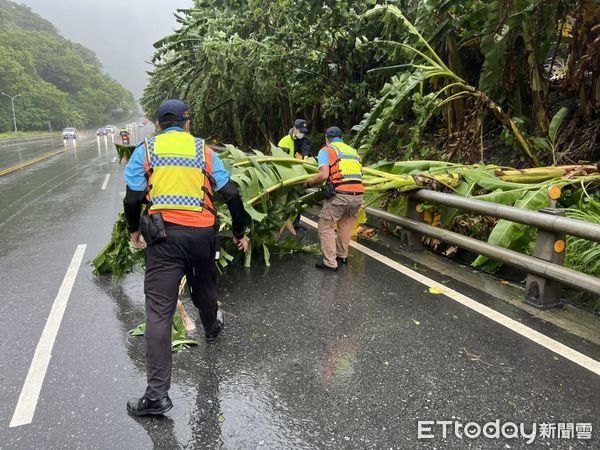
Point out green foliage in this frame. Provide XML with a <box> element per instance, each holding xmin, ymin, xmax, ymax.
<box><xmin>0</xmin><ymin>0</ymin><xmax>136</xmax><ymax>132</ymax></box>
<box><xmin>140</xmin><ymin>0</ymin><xmax>600</xmax><ymax>166</ymax></box>
<box><xmin>129</xmin><ymin>313</ymin><xmax>198</xmax><ymax>352</ymax></box>
<box><xmin>432</xmin><ymin>166</ymin><xmax>600</xmax><ymax>273</ymax></box>
<box><xmin>0</xmin><ymin>130</ymin><xmax>59</xmax><ymax>139</ymax></box>
<box><xmin>566</xmin><ymin>197</ymin><xmax>600</xmax><ymax>278</ymax></box>
<box><xmin>142</xmin><ymin>0</ymin><xmax>378</xmax><ymax>149</ymax></box>
<box><xmin>353</xmin><ymin>4</ymin><xmax>538</xmax><ymax>165</ymax></box>
<box><xmin>92</xmin><ymin>147</ymin><xmax>320</xmax><ymax>277</ymax></box>
<box><xmin>530</xmin><ymin>107</ymin><xmax>569</xmax><ymax>165</ymax></box>
<box><xmin>91</xmin><ymin>209</ymin><xmax>144</xmax><ymax>281</ymax></box>
<box><xmin>115</xmin><ymin>144</ymin><xmax>136</xmax><ymax>163</ymax></box>
<box><xmin>92</xmin><ymin>145</ymin><xmax>461</xmax><ymax>278</ymax></box>
<box><xmin>472</xmin><ymin>187</ymin><xmax>550</xmax><ymax>271</ymax></box>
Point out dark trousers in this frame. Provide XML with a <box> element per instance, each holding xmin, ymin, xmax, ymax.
<box><xmin>143</xmin><ymin>224</ymin><xmax>219</xmax><ymax>399</ymax></box>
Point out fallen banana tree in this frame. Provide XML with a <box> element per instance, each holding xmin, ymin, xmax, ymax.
<box><xmin>96</xmin><ymin>147</ymin><xmax>600</xmax><ymax>277</ymax></box>
<box><xmin>365</xmin><ymin>161</ymin><xmax>600</xmax><ymax>273</ymax></box>
<box><xmin>93</xmin><ymin>143</ymin><xmax>600</xmax><ymax>348</ymax></box>
<box><xmin>93</xmin><ymin>145</ymin><xmax>458</xmax><ymax>350</ymax></box>
<box><xmin>93</xmin><ymin>144</ymin><xmax>460</xmax><ymax>279</ymax></box>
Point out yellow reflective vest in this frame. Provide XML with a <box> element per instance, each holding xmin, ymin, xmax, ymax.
<box><xmin>325</xmin><ymin>141</ymin><xmax>364</xmax><ymax>193</ymax></box>
<box><xmin>144</xmin><ymin>131</ymin><xmax>214</xmax><ymax>215</ymax></box>
<box><xmin>278</xmin><ymin>134</ymin><xmax>297</xmax><ymax>157</ymax></box>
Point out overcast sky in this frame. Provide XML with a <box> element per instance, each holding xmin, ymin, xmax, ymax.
<box><xmin>19</xmin><ymin>0</ymin><xmax>193</xmax><ymax>99</ymax></box>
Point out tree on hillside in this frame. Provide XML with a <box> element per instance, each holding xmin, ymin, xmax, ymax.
<box><xmin>143</xmin><ymin>0</ymin><xmax>381</xmax><ymax>149</ymax></box>
<box><xmin>144</xmin><ymin>0</ymin><xmax>600</xmax><ymax>166</ymax></box>
<box><xmin>0</xmin><ymin>0</ymin><xmax>136</xmax><ymax>132</ymax></box>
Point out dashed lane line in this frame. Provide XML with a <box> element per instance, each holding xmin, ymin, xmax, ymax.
<box><xmin>301</xmin><ymin>217</ymin><xmax>600</xmax><ymax>377</ymax></box>
<box><xmin>9</xmin><ymin>244</ymin><xmax>87</xmax><ymax>428</ymax></box>
<box><xmin>101</xmin><ymin>174</ymin><xmax>110</xmax><ymax>190</ymax></box>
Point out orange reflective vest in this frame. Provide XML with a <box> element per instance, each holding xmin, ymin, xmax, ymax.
<box><xmin>325</xmin><ymin>142</ymin><xmax>365</xmax><ymax>194</ymax></box>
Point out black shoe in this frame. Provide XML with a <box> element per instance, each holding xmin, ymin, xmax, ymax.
<box><xmin>336</xmin><ymin>257</ymin><xmax>348</xmax><ymax>265</ymax></box>
<box><xmin>206</xmin><ymin>310</ymin><xmax>224</xmax><ymax>344</ymax></box>
<box><xmin>127</xmin><ymin>395</ymin><xmax>173</xmax><ymax>416</ymax></box>
<box><xmin>315</xmin><ymin>262</ymin><xmax>338</xmax><ymax>272</ymax></box>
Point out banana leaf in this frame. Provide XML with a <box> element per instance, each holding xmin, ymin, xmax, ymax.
<box><xmin>461</xmin><ymin>167</ymin><xmax>548</xmax><ymax>191</ymax></box>
<box><xmin>91</xmin><ymin>209</ymin><xmax>144</xmax><ymax>281</ymax></box>
<box><xmin>128</xmin><ymin>313</ymin><xmax>198</xmax><ymax>352</ymax></box>
<box><xmin>115</xmin><ymin>144</ymin><xmax>136</xmax><ymax>163</ymax></box>
<box><xmin>472</xmin><ymin>187</ymin><xmax>551</xmax><ymax>271</ymax></box>
<box><xmin>439</xmin><ymin>179</ymin><xmax>478</xmax><ymax>228</ymax></box>
<box><xmin>565</xmin><ymin>207</ymin><xmax>600</xmax><ymax>277</ymax></box>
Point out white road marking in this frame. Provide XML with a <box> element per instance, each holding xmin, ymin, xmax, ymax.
<box><xmin>111</xmin><ymin>156</ymin><xmax>117</xmax><ymax>163</ymax></box>
<box><xmin>10</xmin><ymin>244</ymin><xmax>87</xmax><ymax>427</ymax></box>
<box><xmin>101</xmin><ymin>174</ymin><xmax>110</xmax><ymax>190</ymax></box>
<box><xmin>302</xmin><ymin>217</ymin><xmax>600</xmax><ymax>377</ymax></box>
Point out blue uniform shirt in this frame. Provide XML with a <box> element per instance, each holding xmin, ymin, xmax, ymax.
<box><xmin>124</xmin><ymin>127</ymin><xmax>230</xmax><ymax>191</ymax></box>
<box><xmin>317</xmin><ymin>137</ymin><xmax>343</xmax><ymax>168</ymax></box>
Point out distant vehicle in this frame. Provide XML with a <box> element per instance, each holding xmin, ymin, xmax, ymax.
<box><xmin>105</xmin><ymin>125</ymin><xmax>115</xmax><ymax>133</ymax></box>
<box><xmin>96</xmin><ymin>128</ymin><xmax>107</xmax><ymax>136</ymax></box>
<box><xmin>62</xmin><ymin>127</ymin><xmax>77</xmax><ymax>139</ymax></box>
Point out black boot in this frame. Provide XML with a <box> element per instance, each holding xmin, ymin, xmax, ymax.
<box><xmin>336</xmin><ymin>256</ymin><xmax>348</xmax><ymax>265</ymax></box>
<box><xmin>127</xmin><ymin>395</ymin><xmax>173</xmax><ymax>416</ymax></box>
<box><xmin>206</xmin><ymin>310</ymin><xmax>224</xmax><ymax>344</ymax></box>
<box><xmin>315</xmin><ymin>262</ymin><xmax>338</xmax><ymax>272</ymax></box>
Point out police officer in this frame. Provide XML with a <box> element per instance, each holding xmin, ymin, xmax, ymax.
<box><xmin>277</xmin><ymin>118</ymin><xmax>311</xmax><ymax>159</ymax></box>
<box><xmin>278</xmin><ymin>119</ymin><xmax>311</xmax><ymax>230</ymax></box>
<box><xmin>123</xmin><ymin>99</ymin><xmax>249</xmax><ymax>416</ymax></box>
<box><xmin>303</xmin><ymin>126</ymin><xmax>364</xmax><ymax>271</ymax></box>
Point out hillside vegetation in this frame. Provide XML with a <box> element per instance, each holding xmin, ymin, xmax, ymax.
<box><xmin>143</xmin><ymin>0</ymin><xmax>600</xmax><ymax>167</ymax></box>
<box><xmin>0</xmin><ymin>0</ymin><xmax>136</xmax><ymax>132</ymax></box>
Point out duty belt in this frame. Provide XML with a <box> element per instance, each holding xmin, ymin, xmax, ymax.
<box><xmin>335</xmin><ymin>190</ymin><xmax>364</xmax><ymax>196</ymax></box>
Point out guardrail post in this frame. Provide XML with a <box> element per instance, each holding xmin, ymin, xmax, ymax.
<box><xmin>525</xmin><ymin>206</ymin><xmax>566</xmax><ymax>309</ymax></box>
<box><xmin>400</xmin><ymin>196</ymin><xmax>424</xmax><ymax>251</ymax></box>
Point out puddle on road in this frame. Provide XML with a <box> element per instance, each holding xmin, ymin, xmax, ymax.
<box><xmin>191</xmin><ymin>373</ymin><xmax>312</xmax><ymax>449</ymax></box>
<box><xmin>96</xmin><ymin>265</ymin><xmax>371</xmax><ymax>449</ymax></box>
<box><xmin>98</xmin><ymin>273</ymin><xmax>316</xmax><ymax>448</ymax></box>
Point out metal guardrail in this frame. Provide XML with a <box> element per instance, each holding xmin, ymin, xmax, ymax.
<box><xmin>364</xmin><ymin>188</ymin><xmax>600</xmax><ymax>309</ymax></box>
<box><xmin>411</xmin><ymin>189</ymin><xmax>600</xmax><ymax>243</ymax></box>
<box><xmin>188</xmin><ymin>149</ymin><xmax>600</xmax><ymax>308</ymax></box>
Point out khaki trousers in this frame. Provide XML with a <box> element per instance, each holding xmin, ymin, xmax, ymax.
<box><xmin>318</xmin><ymin>193</ymin><xmax>363</xmax><ymax>268</ymax></box>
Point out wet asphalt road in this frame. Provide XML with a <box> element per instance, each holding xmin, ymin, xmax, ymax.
<box><xmin>0</xmin><ymin>135</ymin><xmax>67</xmax><ymax>170</ymax></box>
<box><xmin>0</xmin><ymin>131</ymin><xmax>599</xmax><ymax>449</ymax></box>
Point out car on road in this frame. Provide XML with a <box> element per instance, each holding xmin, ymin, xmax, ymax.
<box><xmin>62</xmin><ymin>127</ymin><xmax>77</xmax><ymax>139</ymax></box>
<box><xmin>96</xmin><ymin>127</ymin><xmax>108</xmax><ymax>136</ymax></box>
<box><xmin>105</xmin><ymin>125</ymin><xmax>115</xmax><ymax>133</ymax></box>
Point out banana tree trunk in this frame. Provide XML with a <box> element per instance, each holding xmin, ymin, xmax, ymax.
<box><xmin>445</xmin><ymin>35</ymin><xmax>466</xmax><ymax>134</ymax></box>
<box><xmin>231</xmin><ymin>98</ymin><xmax>244</xmax><ymax>146</ymax></box>
<box><xmin>177</xmin><ymin>279</ymin><xmax>196</xmax><ymax>332</ymax></box>
<box><xmin>522</xmin><ymin>19</ymin><xmax>549</xmax><ymax>134</ymax></box>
